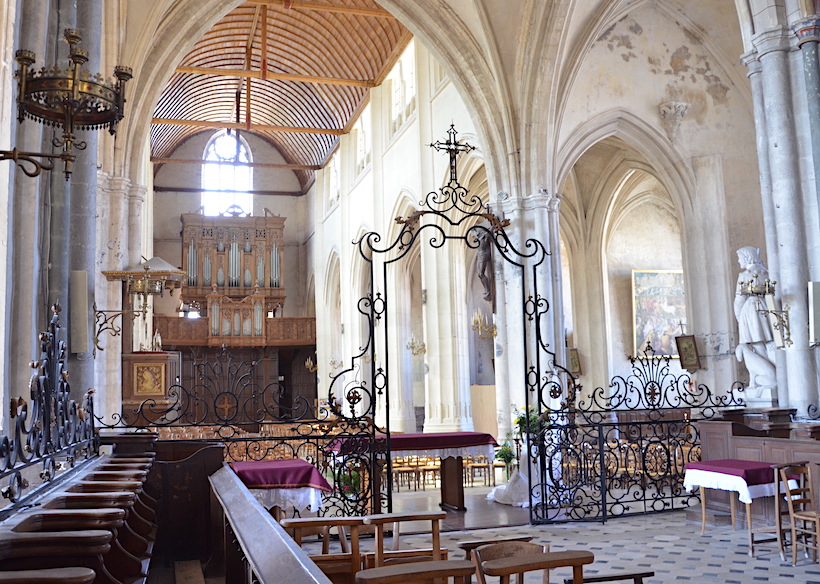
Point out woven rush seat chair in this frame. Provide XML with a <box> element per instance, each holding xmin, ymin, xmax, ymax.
<box><xmin>779</xmin><ymin>461</ymin><xmax>820</xmax><ymax>565</ymax></box>
<box><xmin>471</xmin><ymin>541</ymin><xmax>550</xmax><ymax>584</ymax></box>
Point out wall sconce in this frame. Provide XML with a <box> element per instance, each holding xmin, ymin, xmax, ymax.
<box><xmin>406</xmin><ymin>334</ymin><xmax>426</xmax><ymax>356</ymax></box>
<box><xmin>1</xmin><ymin>29</ymin><xmax>132</xmax><ymax>179</ymax></box>
<box><xmin>328</xmin><ymin>356</ymin><xmax>343</xmax><ymax>370</ymax></box>
<box><xmin>741</xmin><ymin>276</ymin><xmax>792</xmax><ymax>348</ymax></box>
<box><xmin>94</xmin><ymin>256</ymin><xmax>185</xmax><ymax>353</ymax></box>
<box><xmin>762</xmin><ymin>293</ymin><xmax>791</xmax><ymax>348</ymax></box>
<box><xmin>305</xmin><ymin>356</ymin><xmax>318</xmax><ymax>373</ymax></box>
<box><xmin>471</xmin><ymin>309</ymin><xmax>497</xmax><ymax>340</ymax></box>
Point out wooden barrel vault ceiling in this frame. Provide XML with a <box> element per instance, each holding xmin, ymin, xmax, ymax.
<box><xmin>151</xmin><ymin>0</ymin><xmax>411</xmax><ymax>190</ymax></box>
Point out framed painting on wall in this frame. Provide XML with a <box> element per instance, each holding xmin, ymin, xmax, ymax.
<box><xmin>675</xmin><ymin>335</ymin><xmax>700</xmax><ymax>370</ymax></box>
<box><xmin>632</xmin><ymin>269</ymin><xmax>686</xmax><ymax>358</ymax></box>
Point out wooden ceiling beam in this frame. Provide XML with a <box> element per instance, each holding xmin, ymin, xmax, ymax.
<box><xmin>174</xmin><ymin>65</ymin><xmax>375</xmax><ymax>88</ymax></box>
<box><xmin>154</xmin><ymin>185</ymin><xmax>304</xmax><ymax>197</ymax></box>
<box><xmin>151</xmin><ymin>157</ymin><xmax>320</xmax><ymax>170</ymax></box>
<box><xmin>246</xmin><ymin>0</ymin><xmax>394</xmax><ymax>19</ymax></box>
<box><xmin>151</xmin><ymin>117</ymin><xmax>345</xmax><ymax>136</ymax></box>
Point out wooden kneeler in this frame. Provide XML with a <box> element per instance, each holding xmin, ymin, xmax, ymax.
<box><xmin>355</xmin><ymin>559</ymin><xmax>476</xmax><ymax>584</ymax></box>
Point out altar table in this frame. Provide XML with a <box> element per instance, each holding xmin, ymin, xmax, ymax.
<box><xmin>230</xmin><ymin>459</ymin><xmax>332</xmax><ymax>518</ymax></box>
<box><xmin>683</xmin><ymin>459</ymin><xmax>780</xmax><ymax>556</ymax></box>
<box><xmin>388</xmin><ymin>432</ymin><xmax>497</xmax><ymax>512</ymax></box>
<box><xmin>329</xmin><ymin>431</ymin><xmax>497</xmax><ymax>511</ymax></box>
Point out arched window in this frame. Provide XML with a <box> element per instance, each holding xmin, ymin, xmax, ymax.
<box><xmin>201</xmin><ymin>131</ymin><xmax>253</xmax><ymax>216</ymax></box>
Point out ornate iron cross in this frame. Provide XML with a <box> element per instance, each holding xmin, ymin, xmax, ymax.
<box><xmin>430</xmin><ymin>124</ymin><xmax>475</xmax><ymax>185</ymax></box>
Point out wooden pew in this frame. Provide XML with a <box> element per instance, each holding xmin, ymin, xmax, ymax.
<box><xmin>0</xmin><ymin>454</ymin><xmax>158</xmax><ymax>584</ymax></box>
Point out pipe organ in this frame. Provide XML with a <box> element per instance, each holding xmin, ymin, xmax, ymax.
<box><xmin>181</xmin><ymin>211</ymin><xmax>287</xmax><ymax>327</ymax></box>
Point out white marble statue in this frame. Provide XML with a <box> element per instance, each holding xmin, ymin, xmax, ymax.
<box><xmin>734</xmin><ymin>246</ymin><xmax>777</xmax><ymax>399</ymax></box>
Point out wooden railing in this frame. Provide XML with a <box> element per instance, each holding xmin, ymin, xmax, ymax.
<box><xmin>209</xmin><ymin>464</ymin><xmax>332</xmax><ymax>584</ymax></box>
<box><xmin>154</xmin><ymin>315</ymin><xmax>316</xmax><ymax>347</ymax></box>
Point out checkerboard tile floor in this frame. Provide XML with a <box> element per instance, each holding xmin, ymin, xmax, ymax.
<box><xmin>393</xmin><ymin>510</ymin><xmax>820</xmax><ymax>583</ymax></box>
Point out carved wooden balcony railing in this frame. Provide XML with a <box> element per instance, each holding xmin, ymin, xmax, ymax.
<box><xmin>154</xmin><ymin>315</ymin><xmax>316</xmax><ymax>347</ymax></box>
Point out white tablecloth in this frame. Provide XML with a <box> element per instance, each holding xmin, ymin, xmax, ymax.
<box><xmin>248</xmin><ymin>486</ymin><xmax>324</xmax><ymax>512</ymax></box>
<box><xmin>683</xmin><ymin>468</ymin><xmax>783</xmax><ymax>504</ymax></box>
<box><xmin>392</xmin><ymin>444</ymin><xmax>496</xmax><ymax>460</ymax></box>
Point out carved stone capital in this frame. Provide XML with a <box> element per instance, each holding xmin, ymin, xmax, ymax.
<box><xmin>740</xmin><ymin>50</ymin><xmax>762</xmax><ymax>76</ymax></box>
<box><xmin>793</xmin><ymin>17</ymin><xmax>820</xmax><ymax>46</ymax></box>
<box><xmin>127</xmin><ymin>183</ymin><xmax>148</xmax><ymax>203</ymax></box>
<box><xmin>658</xmin><ymin>101</ymin><xmax>690</xmax><ymax>142</ymax></box>
<box><xmin>752</xmin><ymin>26</ymin><xmax>792</xmax><ymax>58</ymax></box>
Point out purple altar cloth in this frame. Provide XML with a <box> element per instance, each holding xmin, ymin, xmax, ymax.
<box><xmin>330</xmin><ymin>431</ymin><xmax>497</xmax><ymax>455</ymax></box>
<box><xmin>230</xmin><ymin>459</ymin><xmax>331</xmax><ymax>492</ymax></box>
<box><xmin>684</xmin><ymin>459</ymin><xmax>774</xmax><ymax>487</ymax></box>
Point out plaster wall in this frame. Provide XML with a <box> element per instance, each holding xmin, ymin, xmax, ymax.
<box><xmin>558</xmin><ymin>6</ymin><xmax>761</xmax><ymax>255</ymax></box>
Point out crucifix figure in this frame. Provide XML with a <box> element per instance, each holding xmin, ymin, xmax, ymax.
<box><xmin>216</xmin><ymin>394</ymin><xmax>237</xmax><ymax>419</ymax></box>
<box><xmin>430</xmin><ymin>124</ymin><xmax>475</xmax><ymax>184</ymax></box>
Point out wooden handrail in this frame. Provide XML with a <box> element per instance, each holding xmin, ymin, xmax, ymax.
<box><xmin>209</xmin><ymin>465</ymin><xmax>333</xmax><ymax>584</ymax></box>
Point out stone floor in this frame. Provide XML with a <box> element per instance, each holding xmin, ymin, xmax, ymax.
<box><xmin>155</xmin><ymin>484</ymin><xmax>820</xmax><ymax>583</ymax></box>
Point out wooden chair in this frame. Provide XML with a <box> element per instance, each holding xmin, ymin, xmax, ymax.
<box><xmin>355</xmin><ymin>559</ymin><xmax>475</xmax><ymax>584</ymax></box>
<box><xmin>361</xmin><ymin>511</ymin><xmax>448</xmax><ymax>568</ymax></box>
<box><xmin>280</xmin><ymin>516</ymin><xmax>366</xmax><ymax>584</ymax></box>
<box><xmin>477</xmin><ymin>550</ymin><xmax>594</xmax><ymax>584</ymax></box>
<box><xmin>747</xmin><ymin>462</ymin><xmax>796</xmax><ymax>560</ymax></box>
<box><xmin>456</xmin><ymin>536</ymin><xmax>534</xmax><ymax>560</ymax></box>
<box><xmin>471</xmin><ymin>541</ymin><xmax>550</xmax><ymax>584</ymax></box>
<box><xmin>391</xmin><ymin>458</ymin><xmax>419</xmax><ymax>492</ymax></box>
<box><xmin>467</xmin><ymin>456</ymin><xmax>494</xmax><ymax>487</ymax></box>
<box><xmin>780</xmin><ymin>461</ymin><xmax>820</xmax><ymax>565</ymax></box>
<box><xmin>419</xmin><ymin>457</ymin><xmax>441</xmax><ymax>489</ymax></box>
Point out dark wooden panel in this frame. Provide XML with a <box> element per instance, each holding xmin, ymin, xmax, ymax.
<box><xmin>149</xmin><ymin>442</ymin><xmax>225</xmax><ymax>561</ymax></box>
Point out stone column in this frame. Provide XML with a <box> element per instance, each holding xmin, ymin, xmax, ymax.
<box><xmin>495</xmin><ymin>194</ymin><xmax>527</xmax><ymax>422</ymax></box>
<box><xmin>753</xmin><ymin>28</ymin><xmax>816</xmax><ymax>413</ymax></box>
<box><xmin>46</xmin><ymin>4</ymin><xmax>76</xmax><ymax>321</ymax></box>
<box><xmin>793</xmin><ymin>18</ymin><xmax>820</xmax><ymax>229</ymax></box>
<box><xmin>491</xmin><ymin>194</ymin><xmax>512</xmax><ymax>439</ymax></box>
<box><xmin>9</xmin><ymin>0</ymin><xmax>49</xmax><ymax>398</ymax></box>
<box><xmin>741</xmin><ymin>50</ymin><xmax>788</xmax><ymax>406</ymax></box>
<box><xmin>0</xmin><ymin>0</ymin><xmax>18</xmax><ymax>432</ymax></box>
<box><xmin>420</xmin><ymin>228</ymin><xmax>473</xmax><ymax>432</ymax></box>
<box><xmin>546</xmin><ymin>191</ymin><xmax>567</xmax><ymax>388</ymax></box>
<box><xmin>95</xmin><ymin>174</ymin><xmax>132</xmax><ymax>423</ymax></box>
<box><xmin>65</xmin><ymin>0</ymin><xmax>104</xmax><ymax>396</ymax></box>
<box><xmin>386</xmin><ymin>264</ymin><xmax>417</xmax><ymax>432</ymax></box>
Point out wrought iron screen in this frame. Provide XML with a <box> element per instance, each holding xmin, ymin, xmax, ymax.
<box><xmin>94</xmin><ymin>125</ymin><xmax>746</xmax><ymax>522</ymax></box>
<box><xmin>526</xmin><ymin>348</ymin><xmax>743</xmax><ymax>523</ymax></box>
<box><xmin>0</xmin><ymin>306</ymin><xmax>98</xmax><ymax>520</ymax></box>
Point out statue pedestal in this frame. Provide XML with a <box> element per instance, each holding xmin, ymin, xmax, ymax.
<box><xmin>717</xmin><ymin>407</ymin><xmax>795</xmax><ymax>437</ymax></box>
<box><xmin>742</xmin><ymin>387</ymin><xmax>777</xmax><ymax>409</ymax></box>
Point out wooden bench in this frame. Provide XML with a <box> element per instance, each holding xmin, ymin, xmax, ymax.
<box><xmin>355</xmin><ymin>560</ymin><xmax>476</xmax><ymax>584</ymax></box>
<box><xmin>561</xmin><ymin>573</ymin><xmax>654</xmax><ymax>584</ymax></box>
<box><xmin>479</xmin><ymin>551</ymin><xmax>594</xmax><ymax>584</ymax></box>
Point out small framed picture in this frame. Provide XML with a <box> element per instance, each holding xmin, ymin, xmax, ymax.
<box><xmin>568</xmin><ymin>348</ymin><xmax>582</xmax><ymax>376</ymax></box>
<box><xmin>675</xmin><ymin>335</ymin><xmax>700</xmax><ymax>371</ymax></box>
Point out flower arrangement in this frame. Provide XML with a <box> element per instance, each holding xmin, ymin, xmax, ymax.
<box><xmin>337</xmin><ymin>469</ymin><xmax>361</xmax><ymax>496</ymax></box>
<box><xmin>513</xmin><ymin>405</ymin><xmax>545</xmax><ymax>436</ymax></box>
<box><xmin>494</xmin><ymin>441</ymin><xmax>516</xmax><ymax>480</ymax></box>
